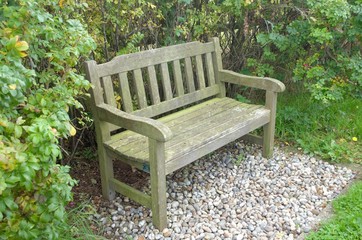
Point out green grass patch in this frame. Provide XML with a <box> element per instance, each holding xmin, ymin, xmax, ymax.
<box><xmin>59</xmin><ymin>201</ymin><xmax>105</xmax><ymax>240</ymax></box>
<box><xmin>276</xmin><ymin>92</ymin><xmax>362</xmax><ymax>163</ymax></box>
<box><xmin>306</xmin><ymin>181</ymin><xmax>362</xmax><ymax>240</ymax></box>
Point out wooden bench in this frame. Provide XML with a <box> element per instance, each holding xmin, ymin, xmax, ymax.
<box><xmin>84</xmin><ymin>38</ymin><xmax>285</xmax><ymax>230</ymax></box>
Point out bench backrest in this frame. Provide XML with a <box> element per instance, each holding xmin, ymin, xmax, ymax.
<box><xmin>85</xmin><ymin>38</ymin><xmax>225</xmax><ymax>131</ymax></box>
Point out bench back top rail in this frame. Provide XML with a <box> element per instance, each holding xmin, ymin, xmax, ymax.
<box><xmin>85</xmin><ymin>39</ymin><xmax>223</xmax><ymax>132</ymax></box>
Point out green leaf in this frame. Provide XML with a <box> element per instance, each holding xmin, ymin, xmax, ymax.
<box><xmin>14</xmin><ymin>125</ymin><xmax>22</xmax><ymax>138</ymax></box>
<box><xmin>16</xmin><ymin>117</ymin><xmax>25</xmax><ymax>125</ymax></box>
<box><xmin>48</xmin><ymin>202</ymin><xmax>59</xmax><ymax>212</ymax></box>
<box><xmin>0</xmin><ymin>199</ymin><xmax>6</xmax><ymax>212</ymax></box>
<box><xmin>54</xmin><ymin>208</ymin><xmax>64</xmax><ymax>220</ymax></box>
<box><xmin>32</xmin><ymin>135</ymin><xmax>40</xmax><ymax>144</ymax></box>
<box><xmin>6</xmin><ymin>175</ymin><xmax>20</xmax><ymax>184</ymax></box>
<box><xmin>39</xmin><ymin>212</ymin><xmax>52</xmax><ymax>223</ymax></box>
<box><xmin>40</xmin><ymin>98</ymin><xmax>46</xmax><ymax>107</ymax></box>
<box><xmin>4</xmin><ymin>197</ymin><xmax>18</xmax><ymax>210</ymax></box>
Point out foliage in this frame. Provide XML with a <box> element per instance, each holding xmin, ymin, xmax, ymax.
<box><xmin>248</xmin><ymin>0</ymin><xmax>362</xmax><ymax>102</ymax></box>
<box><xmin>83</xmin><ymin>0</ymin><xmax>361</xmax><ymax>102</ymax></box>
<box><xmin>83</xmin><ymin>0</ymin><xmax>163</xmax><ymax>60</ymax></box>
<box><xmin>307</xmin><ymin>181</ymin><xmax>362</xmax><ymax>240</ymax></box>
<box><xmin>0</xmin><ymin>0</ymin><xmax>95</xmax><ymax>239</ymax></box>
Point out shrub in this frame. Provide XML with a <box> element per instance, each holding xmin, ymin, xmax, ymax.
<box><xmin>0</xmin><ymin>0</ymin><xmax>95</xmax><ymax>239</ymax></box>
<box><xmin>248</xmin><ymin>0</ymin><xmax>362</xmax><ymax>102</ymax></box>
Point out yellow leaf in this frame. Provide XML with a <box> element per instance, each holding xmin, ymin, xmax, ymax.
<box><xmin>19</xmin><ymin>52</ymin><xmax>27</xmax><ymax>58</ymax></box>
<box><xmin>59</xmin><ymin>0</ymin><xmax>65</xmax><ymax>7</ymax></box>
<box><xmin>51</xmin><ymin>128</ymin><xmax>58</xmax><ymax>135</ymax></box>
<box><xmin>0</xmin><ymin>120</ymin><xmax>7</xmax><ymax>127</ymax></box>
<box><xmin>15</xmin><ymin>40</ymin><xmax>29</xmax><ymax>52</ymax></box>
<box><xmin>9</xmin><ymin>84</ymin><xmax>16</xmax><ymax>90</ymax></box>
<box><xmin>2</xmin><ymin>28</ymin><xmax>12</xmax><ymax>36</ymax></box>
<box><xmin>69</xmin><ymin>126</ymin><xmax>76</xmax><ymax>136</ymax></box>
<box><xmin>352</xmin><ymin>137</ymin><xmax>358</xmax><ymax>142</ymax></box>
<box><xmin>244</xmin><ymin>0</ymin><xmax>253</xmax><ymax>6</ymax></box>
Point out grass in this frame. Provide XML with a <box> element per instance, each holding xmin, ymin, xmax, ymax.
<box><xmin>59</xmin><ymin>201</ymin><xmax>105</xmax><ymax>240</ymax></box>
<box><xmin>306</xmin><ymin>181</ymin><xmax>362</xmax><ymax>240</ymax></box>
<box><xmin>276</xmin><ymin>92</ymin><xmax>362</xmax><ymax>163</ymax></box>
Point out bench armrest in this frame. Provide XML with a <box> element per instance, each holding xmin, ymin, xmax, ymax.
<box><xmin>219</xmin><ymin>70</ymin><xmax>285</xmax><ymax>92</ymax></box>
<box><xmin>96</xmin><ymin>103</ymin><xmax>173</xmax><ymax>142</ymax></box>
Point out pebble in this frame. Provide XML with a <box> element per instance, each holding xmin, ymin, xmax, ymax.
<box><xmin>162</xmin><ymin>228</ymin><xmax>171</xmax><ymax>237</ymax></box>
<box><xmin>92</xmin><ymin>141</ymin><xmax>355</xmax><ymax>240</ymax></box>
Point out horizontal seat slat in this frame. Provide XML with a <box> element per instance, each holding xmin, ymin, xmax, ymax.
<box><xmin>165</xmin><ymin>113</ymin><xmax>269</xmax><ymax>173</ymax></box>
<box><xmin>166</xmin><ymin>107</ymin><xmax>269</xmax><ymax>160</ymax></box>
<box><xmin>96</xmin><ymin>42</ymin><xmax>215</xmax><ymax>77</ymax></box>
<box><xmin>132</xmin><ymin>105</ymin><xmax>264</xmax><ymax>160</ymax></box>
<box><xmin>106</xmin><ymin>98</ymin><xmax>240</xmax><ymax>150</ymax></box>
<box><xmin>107</xmin><ymin>98</ymin><xmax>228</xmax><ymax>145</ymax></box>
<box><xmin>104</xmin><ymin>98</ymin><xmax>270</xmax><ymax>172</ymax></box>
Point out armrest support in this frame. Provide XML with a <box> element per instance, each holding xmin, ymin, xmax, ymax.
<box><xmin>219</xmin><ymin>70</ymin><xmax>285</xmax><ymax>92</ymax></box>
<box><xmin>96</xmin><ymin>103</ymin><xmax>173</xmax><ymax>142</ymax></box>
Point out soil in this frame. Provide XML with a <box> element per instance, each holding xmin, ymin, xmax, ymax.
<box><xmin>70</xmin><ymin>157</ymin><xmax>149</xmax><ymax>202</ymax></box>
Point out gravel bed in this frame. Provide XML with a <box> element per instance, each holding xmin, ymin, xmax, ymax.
<box><xmin>91</xmin><ymin>141</ymin><xmax>355</xmax><ymax>240</ymax></box>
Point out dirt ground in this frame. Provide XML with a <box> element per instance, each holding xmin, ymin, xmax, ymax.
<box><xmin>70</xmin><ymin>157</ymin><xmax>148</xmax><ymax>203</ymax></box>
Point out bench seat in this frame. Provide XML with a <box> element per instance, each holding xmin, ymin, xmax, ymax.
<box><xmin>104</xmin><ymin>97</ymin><xmax>270</xmax><ymax>174</ymax></box>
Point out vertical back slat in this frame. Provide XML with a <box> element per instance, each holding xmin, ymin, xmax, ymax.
<box><xmin>118</xmin><ymin>72</ymin><xmax>133</xmax><ymax>112</ymax></box>
<box><xmin>195</xmin><ymin>55</ymin><xmax>206</xmax><ymax>89</ymax></box>
<box><xmin>160</xmin><ymin>63</ymin><xmax>173</xmax><ymax>100</ymax></box>
<box><xmin>205</xmin><ymin>52</ymin><xmax>216</xmax><ymax>86</ymax></box>
<box><xmin>184</xmin><ymin>57</ymin><xmax>195</xmax><ymax>93</ymax></box>
<box><xmin>102</xmin><ymin>76</ymin><xmax>117</xmax><ymax>108</ymax></box>
<box><xmin>172</xmin><ymin>60</ymin><xmax>184</xmax><ymax>96</ymax></box>
<box><xmin>211</xmin><ymin>37</ymin><xmax>226</xmax><ymax>97</ymax></box>
<box><xmin>147</xmin><ymin>66</ymin><xmax>161</xmax><ymax>104</ymax></box>
<box><xmin>133</xmin><ymin>69</ymin><xmax>148</xmax><ymax>109</ymax></box>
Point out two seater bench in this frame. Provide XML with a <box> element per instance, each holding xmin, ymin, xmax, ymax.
<box><xmin>84</xmin><ymin>38</ymin><xmax>285</xmax><ymax>230</ymax></box>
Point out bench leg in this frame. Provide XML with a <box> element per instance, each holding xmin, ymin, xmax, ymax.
<box><xmin>98</xmin><ymin>149</ymin><xmax>116</xmax><ymax>200</ymax></box>
<box><xmin>263</xmin><ymin>123</ymin><xmax>274</xmax><ymax>158</ymax></box>
<box><xmin>149</xmin><ymin>139</ymin><xmax>167</xmax><ymax>230</ymax></box>
<box><xmin>263</xmin><ymin>91</ymin><xmax>277</xmax><ymax>158</ymax></box>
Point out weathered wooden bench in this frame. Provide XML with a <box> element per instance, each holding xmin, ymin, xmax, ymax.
<box><xmin>84</xmin><ymin>38</ymin><xmax>285</xmax><ymax>230</ymax></box>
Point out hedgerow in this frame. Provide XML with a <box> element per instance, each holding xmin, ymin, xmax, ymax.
<box><xmin>0</xmin><ymin>0</ymin><xmax>95</xmax><ymax>239</ymax></box>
